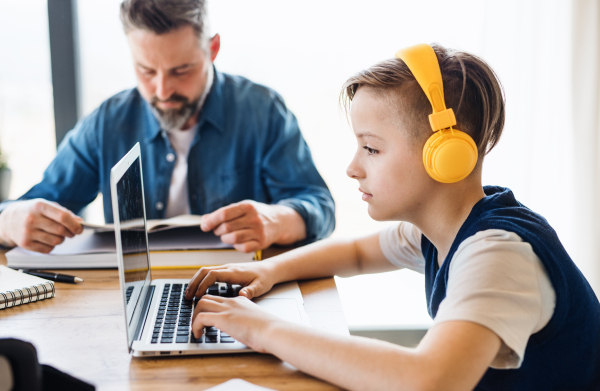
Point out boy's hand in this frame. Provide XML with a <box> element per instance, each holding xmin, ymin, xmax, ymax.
<box><xmin>184</xmin><ymin>262</ymin><xmax>277</xmax><ymax>300</ymax></box>
<box><xmin>191</xmin><ymin>295</ymin><xmax>281</xmax><ymax>353</ymax></box>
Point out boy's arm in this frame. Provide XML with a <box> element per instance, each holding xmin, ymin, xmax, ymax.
<box><xmin>266</xmin><ymin>319</ymin><xmax>501</xmax><ymax>391</ymax></box>
<box><xmin>186</xmin><ymin>232</ymin><xmax>398</xmax><ymax>299</ymax></box>
<box><xmin>192</xmin><ymin>295</ymin><xmax>501</xmax><ymax>391</ymax></box>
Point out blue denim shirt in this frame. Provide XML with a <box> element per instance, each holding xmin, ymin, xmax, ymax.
<box><xmin>6</xmin><ymin>70</ymin><xmax>335</xmax><ymax>242</ymax></box>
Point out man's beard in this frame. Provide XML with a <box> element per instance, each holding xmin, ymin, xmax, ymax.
<box><xmin>150</xmin><ymin>93</ymin><xmax>202</xmax><ymax>131</ymax></box>
<box><xmin>150</xmin><ymin>67</ymin><xmax>214</xmax><ymax>131</ymax></box>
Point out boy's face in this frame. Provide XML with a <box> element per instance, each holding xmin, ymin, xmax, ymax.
<box><xmin>346</xmin><ymin>88</ymin><xmax>431</xmax><ymax>221</ymax></box>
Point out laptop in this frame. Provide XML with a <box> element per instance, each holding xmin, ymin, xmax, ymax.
<box><xmin>110</xmin><ymin>143</ymin><xmax>310</xmax><ymax>357</ymax></box>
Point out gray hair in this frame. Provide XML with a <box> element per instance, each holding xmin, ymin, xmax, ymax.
<box><xmin>120</xmin><ymin>0</ymin><xmax>209</xmax><ymax>43</ymax></box>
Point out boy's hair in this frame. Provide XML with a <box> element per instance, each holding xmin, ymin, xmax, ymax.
<box><xmin>120</xmin><ymin>0</ymin><xmax>209</xmax><ymax>43</ymax></box>
<box><xmin>341</xmin><ymin>44</ymin><xmax>505</xmax><ymax>158</ymax></box>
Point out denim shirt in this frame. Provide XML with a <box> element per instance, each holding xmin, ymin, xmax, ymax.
<box><xmin>4</xmin><ymin>70</ymin><xmax>335</xmax><ymax>242</ymax></box>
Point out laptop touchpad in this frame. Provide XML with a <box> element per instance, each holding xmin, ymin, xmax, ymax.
<box><xmin>254</xmin><ymin>298</ymin><xmax>304</xmax><ymax>324</ymax></box>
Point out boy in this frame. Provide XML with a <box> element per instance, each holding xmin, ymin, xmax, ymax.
<box><xmin>185</xmin><ymin>44</ymin><xmax>600</xmax><ymax>390</ymax></box>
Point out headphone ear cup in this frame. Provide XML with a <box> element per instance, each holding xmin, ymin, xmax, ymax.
<box><xmin>423</xmin><ymin>128</ymin><xmax>478</xmax><ymax>183</ymax></box>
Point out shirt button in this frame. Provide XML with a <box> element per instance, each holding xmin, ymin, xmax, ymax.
<box><xmin>166</xmin><ymin>153</ymin><xmax>175</xmax><ymax>162</ymax></box>
<box><xmin>155</xmin><ymin>202</ymin><xmax>164</xmax><ymax>211</ymax></box>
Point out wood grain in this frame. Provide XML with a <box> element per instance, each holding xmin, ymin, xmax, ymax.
<box><xmin>0</xmin><ymin>251</ymin><xmax>348</xmax><ymax>390</ymax></box>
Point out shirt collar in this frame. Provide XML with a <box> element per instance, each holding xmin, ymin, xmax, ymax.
<box><xmin>143</xmin><ymin>66</ymin><xmax>226</xmax><ymax>142</ymax></box>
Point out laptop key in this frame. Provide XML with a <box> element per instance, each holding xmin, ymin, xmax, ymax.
<box><xmin>152</xmin><ymin>333</ymin><xmax>160</xmax><ymax>338</ymax></box>
<box><xmin>151</xmin><ymin>338</ymin><xmax>158</xmax><ymax>343</ymax></box>
<box><xmin>205</xmin><ymin>335</ymin><xmax>218</xmax><ymax>343</ymax></box>
<box><xmin>190</xmin><ymin>335</ymin><xmax>202</xmax><ymax>343</ymax></box>
<box><xmin>176</xmin><ymin>336</ymin><xmax>188</xmax><ymax>343</ymax></box>
<box><xmin>220</xmin><ymin>338</ymin><xmax>235</xmax><ymax>343</ymax></box>
<box><xmin>177</xmin><ymin>330</ymin><xmax>189</xmax><ymax>336</ymax></box>
<box><xmin>160</xmin><ymin>338</ymin><xmax>173</xmax><ymax>343</ymax></box>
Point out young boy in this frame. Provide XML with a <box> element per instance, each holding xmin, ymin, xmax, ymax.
<box><xmin>184</xmin><ymin>44</ymin><xmax>600</xmax><ymax>390</ymax></box>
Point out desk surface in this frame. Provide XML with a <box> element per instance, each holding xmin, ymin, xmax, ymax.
<box><xmin>0</xmin><ymin>251</ymin><xmax>348</xmax><ymax>390</ymax></box>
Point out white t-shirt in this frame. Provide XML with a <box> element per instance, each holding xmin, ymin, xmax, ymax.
<box><xmin>379</xmin><ymin>222</ymin><xmax>556</xmax><ymax>369</ymax></box>
<box><xmin>164</xmin><ymin>127</ymin><xmax>197</xmax><ymax>218</ymax></box>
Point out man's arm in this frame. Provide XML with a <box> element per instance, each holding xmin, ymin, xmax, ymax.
<box><xmin>201</xmin><ymin>93</ymin><xmax>335</xmax><ymax>251</ymax></box>
<box><xmin>0</xmin><ymin>199</ymin><xmax>83</xmax><ymax>253</ymax></box>
<box><xmin>0</xmin><ymin>112</ymin><xmax>102</xmax><ymax>252</ymax></box>
<box><xmin>200</xmin><ymin>200</ymin><xmax>306</xmax><ymax>253</ymax></box>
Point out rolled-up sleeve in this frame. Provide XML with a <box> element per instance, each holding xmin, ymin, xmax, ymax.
<box><xmin>261</xmin><ymin>94</ymin><xmax>335</xmax><ymax>243</ymax></box>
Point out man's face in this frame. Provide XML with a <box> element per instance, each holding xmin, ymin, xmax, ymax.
<box><xmin>346</xmin><ymin>88</ymin><xmax>433</xmax><ymax>222</ymax></box>
<box><xmin>127</xmin><ymin>25</ymin><xmax>219</xmax><ymax>130</ymax></box>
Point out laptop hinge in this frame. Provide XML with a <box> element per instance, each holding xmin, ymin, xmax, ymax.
<box><xmin>133</xmin><ymin>285</ymin><xmax>155</xmax><ymax>341</ymax></box>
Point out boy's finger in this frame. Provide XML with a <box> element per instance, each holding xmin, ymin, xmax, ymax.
<box><xmin>239</xmin><ymin>283</ymin><xmax>261</xmax><ymax>300</ymax></box>
<box><xmin>192</xmin><ymin>295</ymin><xmax>227</xmax><ymax>318</ymax></box>
<box><xmin>192</xmin><ymin>312</ymin><xmax>218</xmax><ymax>339</ymax></box>
<box><xmin>193</xmin><ymin>269</ymin><xmax>240</xmax><ymax>299</ymax></box>
<box><xmin>186</xmin><ymin>266</ymin><xmax>215</xmax><ymax>299</ymax></box>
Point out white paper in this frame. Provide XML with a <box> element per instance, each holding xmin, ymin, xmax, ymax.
<box><xmin>204</xmin><ymin>379</ymin><xmax>277</xmax><ymax>391</ymax></box>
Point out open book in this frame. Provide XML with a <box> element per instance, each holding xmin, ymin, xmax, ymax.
<box><xmin>81</xmin><ymin>214</ymin><xmax>205</xmax><ymax>233</ymax></box>
<box><xmin>7</xmin><ymin>215</ymin><xmax>259</xmax><ymax>269</ymax></box>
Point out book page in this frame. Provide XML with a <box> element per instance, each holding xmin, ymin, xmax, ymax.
<box><xmin>146</xmin><ymin>214</ymin><xmax>204</xmax><ymax>232</ymax></box>
<box><xmin>81</xmin><ymin>214</ymin><xmax>204</xmax><ymax>233</ymax></box>
<box><xmin>0</xmin><ymin>265</ymin><xmax>52</xmax><ymax>292</ymax></box>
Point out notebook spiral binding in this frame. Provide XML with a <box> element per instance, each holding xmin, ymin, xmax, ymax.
<box><xmin>0</xmin><ymin>281</ymin><xmax>55</xmax><ymax>309</ymax></box>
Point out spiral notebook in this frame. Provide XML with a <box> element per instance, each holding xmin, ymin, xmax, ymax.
<box><xmin>0</xmin><ymin>265</ymin><xmax>55</xmax><ymax>309</ymax></box>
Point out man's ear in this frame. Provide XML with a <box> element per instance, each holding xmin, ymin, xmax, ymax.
<box><xmin>209</xmin><ymin>34</ymin><xmax>220</xmax><ymax>62</ymax></box>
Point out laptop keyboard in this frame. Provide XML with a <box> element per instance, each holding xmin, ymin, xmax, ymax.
<box><xmin>151</xmin><ymin>283</ymin><xmax>241</xmax><ymax>344</ymax></box>
<box><xmin>125</xmin><ymin>286</ymin><xmax>134</xmax><ymax>304</ymax></box>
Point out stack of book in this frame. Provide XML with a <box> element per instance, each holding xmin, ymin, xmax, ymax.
<box><xmin>6</xmin><ymin>215</ymin><xmax>258</xmax><ymax>269</ymax></box>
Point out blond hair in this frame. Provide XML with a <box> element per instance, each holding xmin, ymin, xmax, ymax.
<box><xmin>341</xmin><ymin>44</ymin><xmax>505</xmax><ymax>158</ymax></box>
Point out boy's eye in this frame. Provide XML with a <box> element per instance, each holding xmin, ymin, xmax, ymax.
<box><xmin>363</xmin><ymin>146</ymin><xmax>379</xmax><ymax>155</ymax></box>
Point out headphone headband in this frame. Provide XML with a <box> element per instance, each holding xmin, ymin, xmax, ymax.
<box><xmin>395</xmin><ymin>44</ymin><xmax>457</xmax><ymax>132</ymax></box>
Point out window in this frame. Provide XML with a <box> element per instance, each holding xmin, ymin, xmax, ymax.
<box><xmin>0</xmin><ymin>1</ymin><xmax>55</xmax><ymax>199</ymax></box>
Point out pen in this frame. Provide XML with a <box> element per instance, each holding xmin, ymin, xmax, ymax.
<box><xmin>18</xmin><ymin>269</ymin><xmax>84</xmax><ymax>284</ymax></box>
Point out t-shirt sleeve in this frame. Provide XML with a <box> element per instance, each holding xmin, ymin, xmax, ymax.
<box><xmin>379</xmin><ymin>222</ymin><xmax>426</xmax><ymax>274</ymax></box>
<box><xmin>433</xmin><ymin>229</ymin><xmax>556</xmax><ymax>369</ymax></box>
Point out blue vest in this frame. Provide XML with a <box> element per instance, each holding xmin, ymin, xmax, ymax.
<box><xmin>422</xmin><ymin>186</ymin><xmax>600</xmax><ymax>390</ymax></box>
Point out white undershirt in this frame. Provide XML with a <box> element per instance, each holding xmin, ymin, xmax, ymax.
<box><xmin>379</xmin><ymin>222</ymin><xmax>556</xmax><ymax>369</ymax></box>
<box><xmin>165</xmin><ymin>127</ymin><xmax>197</xmax><ymax>218</ymax></box>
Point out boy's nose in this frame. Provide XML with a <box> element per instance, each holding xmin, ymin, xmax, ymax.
<box><xmin>346</xmin><ymin>159</ymin><xmax>364</xmax><ymax>179</ymax></box>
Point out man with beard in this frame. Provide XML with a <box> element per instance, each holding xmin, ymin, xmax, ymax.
<box><xmin>0</xmin><ymin>0</ymin><xmax>335</xmax><ymax>254</ymax></box>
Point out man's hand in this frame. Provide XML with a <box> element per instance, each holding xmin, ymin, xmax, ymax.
<box><xmin>185</xmin><ymin>261</ymin><xmax>277</xmax><ymax>300</ymax></box>
<box><xmin>201</xmin><ymin>200</ymin><xmax>306</xmax><ymax>252</ymax></box>
<box><xmin>0</xmin><ymin>199</ymin><xmax>84</xmax><ymax>253</ymax></box>
<box><xmin>191</xmin><ymin>295</ymin><xmax>282</xmax><ymax>353</ymax></box>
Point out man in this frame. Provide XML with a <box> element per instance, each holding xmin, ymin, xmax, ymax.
<box><xmin>0</xmin><ymin>0</ymin><xmax>334</xmax><ymax>254</ymax></box>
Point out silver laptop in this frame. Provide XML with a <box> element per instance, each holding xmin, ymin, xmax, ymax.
<box><xmin>110</xmin><ymin>143</ymin><xmax>309</xmax><ymax>357</ymax></box>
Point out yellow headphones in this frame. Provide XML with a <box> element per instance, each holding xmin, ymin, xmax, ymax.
<box><xmin>395</xmin><ymin>44</ymin><xmax>478</xmax><ymax>183</ymax></box>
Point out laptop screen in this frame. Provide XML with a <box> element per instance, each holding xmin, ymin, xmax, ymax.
<box><xmin>116</xmin><ymin>156</ymin><xmax>150</xmax><ymax>326</ymax></box>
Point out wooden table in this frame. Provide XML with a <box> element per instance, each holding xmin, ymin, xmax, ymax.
<box><xmin>0</xmin><ymin>251</ymin><xmax>348</xmax><ymax>390</ymax></box>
